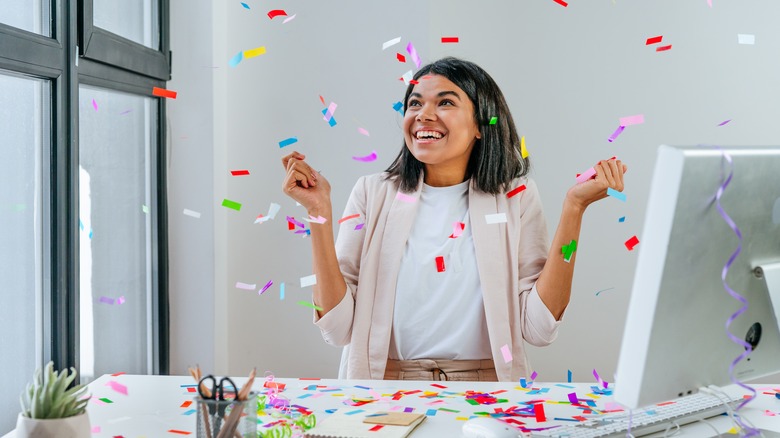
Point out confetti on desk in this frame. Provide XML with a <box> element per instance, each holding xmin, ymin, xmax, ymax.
<box><xmin>106</xmin><ymin>380</ymin><xmax>128</xmax><ymax>396</ymax></box>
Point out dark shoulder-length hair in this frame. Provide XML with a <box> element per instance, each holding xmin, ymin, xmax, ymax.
<box><xmin>385</xmin><ymin>57</ymin><xmax>529</xmax><ymax>194</ymax></box>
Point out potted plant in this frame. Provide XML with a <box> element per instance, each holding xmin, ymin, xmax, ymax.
<box><xmin>16</xmin><ymin>361</ymin><xmax>91</xmax><ymax>438</ymax></box>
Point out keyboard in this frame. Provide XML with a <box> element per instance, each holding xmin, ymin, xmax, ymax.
<box><xmin>531</xmin><ymin>391</ymin><xmax>742</xmax><ymax>438</ymax></box>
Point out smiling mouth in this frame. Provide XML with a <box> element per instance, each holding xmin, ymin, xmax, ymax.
<box><xmin>414</xmin><ymin>130</ymin><xmax>445</xmax><ymax>141</ymax></box>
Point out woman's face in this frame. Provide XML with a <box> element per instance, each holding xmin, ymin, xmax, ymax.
<box><xmin>402</xmin><ymin>74</ymin><xmax>481</xmax><ymax>176</ymax></box>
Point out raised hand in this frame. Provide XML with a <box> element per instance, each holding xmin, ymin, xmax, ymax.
<box><xmin>566</xmin><ymin>158</ymin><xmax>628</xmax><ymax>211</ymax></box>
<box><xmin>281</xmin><ymin>151</ymin><xmax>332</xmax><ymax>216</ymax></box>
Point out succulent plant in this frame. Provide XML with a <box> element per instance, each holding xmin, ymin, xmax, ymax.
<box><xmin>19</xmin><ymin>361</ymin><xmax>90</xmax><ymax>419</ymax></box>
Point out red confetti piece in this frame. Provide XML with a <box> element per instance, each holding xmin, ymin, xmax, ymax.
<box><xmin>435</xmin><ymin>256</ymin><xmax>445</xmax><ymax>272</ymax></box>
<box><xmin>409</xmin><ymin>79</ymin><xmax>419</xmax><ymax>85</ymax></box>
<box><xmin>625</xmin><ymin>235</ymin><xmax>640</xmax><ymax>251</ymax></box>
<box><xmin>507</xmin><ymin>184</ymin><xmax>527</xmax><ymax>198</ymax></box>
<box><xmin>338</xmin><ymin>214</ymin><xmax>360</xmax><ymax>224</ymax></box>
<box><xmin>152</xmin><ymin>87</ymin><xmax>177</xmax><ymax>99</ymax></box>
<box><xmin>319</xmin><ymin>95</ymin><xmax>325</xmax><ymax>106</ymax></box>
<box><xmin>230</xmin><ymin>169</ymin><xmax>250</xmax><ymax>176</ymax></box>
<box><xmin>167</xmin><ymin>430</ymin><xmax>191</xmax><ymax>435</ymax></box>
<box><xmin>431</xmin><ymin>383</ymin><xmax>447</xmax><ymax>389</ymax></box>
<box><xmin>396</xmin><ymin>53</ymin><xmax>406</xmax><ymax>63</ymax></box>
<box><xmin>657</xmin><ymin>401</ymin><xmax>676</xmax><ymax>406</ymax></box>
<box><xmin>441</xmin><ymin>37</ymin><xmax>459</xmax><ymax>43</ymax></box>
<box><xmin>534</xmin><ymin>403</ymin><xmax>546</xmax><ymax>422</ymax></box>
<box><xmin>552</xmin><ymin>0</ymin><xmax>568</xmax><ymax>6</ymax></box>
<box><xmin>369</xmin><ymin>425</ymin><xmax>384</xmax><ymax>432</ymax></box>
<box><xmin>110</xmin><ymin>372</ymin><xmax>126</xmax><ymax>376</ymax></box>
<box><xmin>645</xmin><ymin>35</ymin><xmax>663</xmax><ymax>45</ymax></box>
<box><xmin>267</xmin><ymin>9</ymin><xmax>287</xmax><ymax>19</ymax></box>
<box><xmin>180</xmin><ymin>400</ymin><xmax>192</xmax><ymax>408</ymax></box>
<box><xmin>288</xmin><ymin>221</ymin><xmax>295</xmax><ymax>230</ymax></box>
<box><xmin>656</xmin><ymin>44</ymin><xmax>672</xmax><ymax>52</ymax></box>
<box><xmin>186</xmin><ymin>387</ymin><xmax>196</xmax><ymax>393</ymax></box>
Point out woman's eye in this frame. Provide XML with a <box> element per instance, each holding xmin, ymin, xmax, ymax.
<box><xmin>408</xmin><ymin>100</ymin><xmax>421</xmax><ymax>107</ymax></box>
<box><xmin>440</xmin><ymin>99</ymin><xmax>454</xmax><ymax>106</ymax></box>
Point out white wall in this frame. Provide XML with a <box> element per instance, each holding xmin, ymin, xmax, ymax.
<box><xmin>168</xmin><ymin>0</ymin><xmax>780</xmax><ymax>384</ymax></box>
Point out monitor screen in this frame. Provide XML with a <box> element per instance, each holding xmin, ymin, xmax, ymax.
<box><xmin>614</xmin><ymin>145</ymin><xmax>780</xmax><ymax>409</ymax></box>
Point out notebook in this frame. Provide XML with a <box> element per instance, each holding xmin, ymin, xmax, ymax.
<box><xmin>304</xmin><ymin>410</ymin><xmax>426</xmax><ymax>438</ymax></box>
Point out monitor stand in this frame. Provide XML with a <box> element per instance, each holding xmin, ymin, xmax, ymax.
<box><xmin>756</xmin><ymin>262</ymin><xmax>780</xmax><ymax>334</ymax></box>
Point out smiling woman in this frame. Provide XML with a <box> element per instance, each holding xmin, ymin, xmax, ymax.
<box><xmin>280</xmin><ymin>57</ymin><xmax>627</xmax><ymax>382</ymax></box>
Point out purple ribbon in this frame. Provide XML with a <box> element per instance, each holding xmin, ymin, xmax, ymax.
<box><xmin>714</xmin><ymin>150</ymin><xmax>759</xmax><ymax>437</ymax></box>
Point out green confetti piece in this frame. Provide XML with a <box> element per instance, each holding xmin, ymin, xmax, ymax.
<box><xmin>561</xmin><ymin>239</ymin><xmax>577</xmax><ymax>262</ymax></box>
<box><xmin>465</xmin><ymin>399</ymin><xmax>479</xmax><ymax>406</ymax></box>
<box><xmin>99</xmin><ymin>398</ymin><xmax>113</xmax><ymax>403</ymax></box>
<box><xmin>221</xmin><ymin>199</ymin><xmax>242</xmax><ymax>211</ymax></box>
<box><xmin>438</xmin><ymin>408</ymin><xmax>459</xmax><ymax>413</ymax></box>
<box><xmin>297</xmin><ymin>300</ymin><xmax>323</xmax><ymax>311</ymax></box>
<box><xmin>142</xmin><ymin>204</ymin><xmax>149</xmax><ymax>213</ymax></box>
<box><xmin>489</xmin><ymin>116</ymin><xmax>498</xmax><ymax>125</ymax></box>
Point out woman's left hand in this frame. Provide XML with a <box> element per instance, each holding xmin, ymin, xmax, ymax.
<box><xmin>566</xmin><ymin>158</ymin><xmax>628</xmax><ymax>211</ymax></box>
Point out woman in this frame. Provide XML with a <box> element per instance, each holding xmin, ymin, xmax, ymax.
<box><xmin>281</xmin><ymin>57</ymin><xmax>626</xmax><ymax>381</ymax></box>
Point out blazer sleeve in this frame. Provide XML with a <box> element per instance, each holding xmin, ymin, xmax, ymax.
<box><xmin>516</xmin><ymin>179</ymin><xmax>563</xmax><ymax>346</ymax></box>
<box><xmin>313</xmin><ymin>176</ymin><xmax>368</xmax><ymax>347</ymax></box>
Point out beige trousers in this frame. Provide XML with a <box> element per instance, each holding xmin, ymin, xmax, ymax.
<box><xmin>384</xmin><ymin>359</ymin><xmax>498</xmax><ymax>381</ymax></box>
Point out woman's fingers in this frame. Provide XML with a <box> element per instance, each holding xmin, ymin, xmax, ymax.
<box><xmin>281</xmin><ymin>151</ymin><xmax>306</xmax><ymax>169</ymax></box>
<box><xmin>597</xmin><ymin>161</ymin><xmax>617</xmax><ymax>188</ymax></box>
<box><xmin>285</xmin><ymin>156</ymin><xmax>316</xmax><ymax>188</ymax></box>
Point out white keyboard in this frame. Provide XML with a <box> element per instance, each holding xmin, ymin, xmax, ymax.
<box><xmin>531</xmin><ymin>391</ymin><xmax>742</xmax><ymax>438</ymax></box>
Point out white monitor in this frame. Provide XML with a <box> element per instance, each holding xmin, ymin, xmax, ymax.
<box><xmin>614</xmin><ymin>145</ymin><xmax>780</xmax><ymax>409</ymax></box>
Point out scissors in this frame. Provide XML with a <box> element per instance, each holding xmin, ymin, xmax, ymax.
<box><xmin>198</xmin><ymin>375</ymin><xmax>238</xmax><ymax>435</ymax></box>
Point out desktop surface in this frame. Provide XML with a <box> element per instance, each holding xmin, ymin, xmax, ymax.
<box><xmin>4</xmin><ymin>374</ymin><xmax>777</xmax><ymax>437</ymax></box>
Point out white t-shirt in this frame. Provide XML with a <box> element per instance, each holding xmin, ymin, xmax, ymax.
<box><xmin>389</xmin><ymin>180</ymin><xmax>492</xmax><ymax>360</ymax></box>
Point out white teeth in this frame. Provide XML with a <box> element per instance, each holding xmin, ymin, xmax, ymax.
<box><xmin>415</xmin><ymin>130</ymin><xmax>443</xmax><ymax>139</ymax></box>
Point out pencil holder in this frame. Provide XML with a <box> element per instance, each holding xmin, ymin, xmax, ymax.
<box><xmin>196</xmin><ymin>393</ymin><xmax>257</xmax><ymax>438</ymax></box>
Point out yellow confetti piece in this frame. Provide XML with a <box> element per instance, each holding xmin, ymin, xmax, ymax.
<box><xmin>331</xmin><ymin>393</ymin><xmax>344</xmax><ymax>397</ymax></box>
<box><xmin>456</xmin><ymin>416</ymin><xmax>469</xmax><ymax>421</ymax></box>
<box><xmin>727</xmin><ymin>427</ymin><xmax>740</xmax><ymax>434</ymax></box>
<box><xmin>520</xmin><ymin>136</ymin><xmax>529</xmax><ymax>158</ymax></box>
<box><xmin>244</xmin><ymin>46</ymin><xmax>267</xmax><ymax>58</ymax></box>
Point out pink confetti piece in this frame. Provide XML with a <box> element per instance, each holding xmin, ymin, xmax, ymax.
<box><xmin>98</xmin><ymin>296</ymin><xmax>115</xmax><ymax>305</ymax></box>
<box><xmin>354</xmin><ymin>223</ymin><xmax>365</xmax><ymax>231</ymax></box>
<box><xmin>707</xmin><ymin>0</ymin><xmax>712</xmax><ymax>6</ymax></box>
<box><xmin>286</xmin><ymin>216</ymin><xmax>305</xmax><ymax>228</ymax></box>
<box><xmin>619</xmin><ymin>114</ymin><xmax>645</xmax><ymax>126</ymax></box>
<box><xmin>303</xmin><ymin>215</ymin><xmax>327</xmax><ymax>224</ymax></box>
<box><xmin>406</xmin><ymin>42</ymin><xmax>421</xmax><ymax>69</ymax></box>
<box><xmin>395</xmin><ymin>192</ymin><xmax>417</xmax><ymax>203</ymax></box>
<box><xmin>449</xmin><ymin>221</ymin><xmax>465</xmax><ymax>238</ymax></box>
<box><xmin>352</xmin><ymin>151</ymin><xmax>378</xmax><ymax>162</ymax></box>
<box><xmin>575</xmin><ymin>167</ymin><xmax>597</xmax><ymax>183</ymax></box>
<box><xmin>91</xmin><ymin>426</ymin><xmax>101</xmax><ymax>433</ymax></box>
<box><xmin>117</xmin><ymin>296</ymin><xmax>126</xmax><ymax>305</ymax></box>
<box><xmin>235</xmin><ymin>282</ymin><xmax>256</xmax><ymax>290</ymax></box>
<box><xmin>323</xmin><ymin>102</ymin><xmax>337</xmax><ymax>122</ymax></box>
<box><xmin>92</xmin><ymin>99</ymin><xmax>98</xmax><ymax>111</ymax></box>
<box><xmin>500</xmin><ymin>344</ymin><xmax>512</xmax><ymax>363</ymax></box>
<box><xmin>718</xmin><ymin>119</ymin><xmax>732</xmax><ymax>126</ymax></box>
<box><xmin>259</xmin><ymin>280</ymin><xmax>273</xmax><ymax>294</ymax></box>
<box><xmin>357</xmin><ymin>127</ymin><xmax>370</xmax><ymax>136</ymax></box>
<box><xmin>592</xmin><ymin>369</ymin><xmax>609</xmax><ymax>388</ymax></box>
<box><xmin>607</xmin><ymin>125</ymin><xmax>625</xmax><ymax>142</ymax></box>
<box><xmin>106</xmin><ymin>380</ymin><xmax>128</xmax><ymax>395</ymax></box>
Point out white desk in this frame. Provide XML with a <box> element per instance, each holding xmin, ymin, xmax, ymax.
<box><xmin>7</xmin><ymin>374</ymin><xmax>779</xmax><ymax>437</ymax></box>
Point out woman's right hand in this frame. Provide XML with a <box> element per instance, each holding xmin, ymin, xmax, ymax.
<box><xmin>281</xmin><ymin>151</ymin><xmax>332</xmax><ymax>216</ymax></box>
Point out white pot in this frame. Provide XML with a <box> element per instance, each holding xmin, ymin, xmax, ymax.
<box><xmin>15</xmin><ymin>412</ymin><xmax>90</xmax><ymax>438</ymax></box>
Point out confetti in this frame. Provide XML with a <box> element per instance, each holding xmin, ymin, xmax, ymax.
<box><xmin>352</xmin><ymin>151</ymin><xmax>378</xmax><ymax>162</ymax></box>
<box><xmin>369</xmin><ymin>425</ymin><xmax>384</xmax><ymax>432</ymax></box>
<box><xmin>396</xmin><ymin>53</ymin><xmax>406</xmax><ymax>63</ymax></box>
<box><xmin>507</xmin><ymin>185</ymin><xmax>527</xmax><ymax>198</ymax></box>
<box><xmin>625</xmin><ymin>235</ymin><xmax>640</xmax><ymax>251</ymax></box>
<box><xmin>392</xmin><ymin>101</ymin><xmax>404</xmax><ymax>114</ymax></box>
<box><xmin>259</xmin><ymin>280</ymin><xmax>273</xmax><ymax>295</ymax></box>
<box><xmin>568</xmin><ymin>370</ymin><xmax>572</xmax><ymax>383</ymax></box>
<box><xmin>500</xmin><ymin>344</ymin><xmax>512</xmax><ymax>363</ymax></box>
<box><xmin>737</xmin><ymin>34</ymin><xmax>755</xmax><ymax>45</ymax></box>
<box><xmin>606</xmin><ymin>187</ymin><xmax>626</xmax><ymax>202</ymax></box>
<box><xmin>221</xmin><ymin>199</ymin><xmax>242</xmax><ymax>211</ymax></box>
<box><xmin>230</xmin><ymin>169</ymin><xmax>250</xmax><ymax>176</ymax></box>
<box><xmin>718</xmin><ymin>119</ymin><xmax>732</xmax><ymax>126</ymax></box>
<box><xmin>449</xmin><ymin>221</ymin><xmax>465</xmax><ymax>238</ymax></box>
<box><xmin>645</xmin><ymin>35</ymin><xmax>663</xmax><ymax>45</ymax></box>
<box><xmin>183</xmin><ymin>208</ymin><xmax>203</xmax><ymax>218</ymax></box>
<box><xmin>595</xmin><ymin>287</ymin><xmax>616</xmax><ymax>296</ymax></box>
<box><xmin>267</xmin><ymin>9</ymin><xmax>287</xmax><ymax>19</ymax></box>
<box><xmin>235</xmin><ymin>282</ymin><xmax>256</xmax><ymax>290</ymax></box>
<box><xmin>92</xmin><ymin>99</ymin><xmax>98</xmax><ymax>111</ymax></box>
<box><xmin>354</xmin><ymin>223</ymin><xmax>365</xmax><ymax>231</ymax></box>
<box><xmin>561</xmin><ymin>239</ymin><xmax>577</xmax><ymax>262</ymax></box>
<box><xmin>435</xmin><ymin>256</ymin><xmax>445</xmax><ymax>272</ymax></box>
<box><xmin>441</xmin><ymin>37</ymin><xmax>459</xmax><ymax>43</ymax></box>
<box><xmin>243</xmin><ymin>46</ymin><xmax>266</xmax><ymax>59</ymax></box>
<box><xmin>106</xmin><ymin>381</ymin><xmax>128</xmax><ymax>396</ymax></box>
<box><xmin>282</xmin><ymin>14</ymin><xmax>296</xmax><ymax>24</ymax></box>
<box><xmin>168</xmin><ymin>430</ymin><xmax>191</xmax><ymax>435</ymax></box>
<box><xmin>401</xmin><ymin>70</ymin><xmax>414</xmax><ymax>85</ymax></box>
<box><xmin>255</xmin><ymin>203</ymin><xmax>281</xmax><ymax>223</ymax></box>
<box><xmin>618</xmin><ymin>114</ymin><xmax>644</xmax><ymax>126</ymax></box>
<box><xmin>323</xmin><ymin>102</ymin><xmax>338</xmax><ymax>122</ymax></box>
<box><xmin>488</xmin><ymin>116</ymin><xmax>498</xmax><ymax>125</ymax></box>
<box><xmin>593</xmin><ymin>369</ymin><xmax>609</xmax><ymax>388</ymax></box>
<box><xmin>520</xmin><ymin>136</ymin><xmax>529</xmax><ymax>158</ymax></box>
<box><xmin>534</xmin><ymin>403</ymin><xmax>547</xmax><ymax>422</ymax></box>
<box><xmin>280</xmin><ymin>282</ymin><xmax>285</xmax><ymax>300</ymax></box>
<box><xmin>142</xmin><ymin>204</ymin><xmax>149</xmax><ymax>214</ymax></box>
<box><xmin>357</xmin><ymin>127</ymin><xmax>370</xmax><ymax>136</ymax></box>
<box><xmin>552</xmin><ymin>0</ymin><xmax>568</xmax><ymax>6</ymax></box>
<box><xmin>382</xmin><ymin>37</ymin><xmax>402</xmax><ymax>50</ymax></box>
<box><xmin>152</xmin><ymin>87</ymin><xmax>177</xmax><ymax>99</ymax></box>
<box><xmin>485</xmin><ymin>213</ymin><xmax>507</xmax><ymax>224</ymax></box>
<box><xmin>117</xmin><ymin>296</ymin><xmax>125</xmax><ymax>305</ymax></box>
<box><xmin>395</xmin><ymin>192</ymin><xmax>417</xmax><ymax>203</ymax></box>
<box><xmin>575</xmin><ymin>167</ymin><xmax>597</xmax><ymax>183</ymax></box>
<box><xmin>608</xmin><ymin>125</ymin><xmax>625</xmax><ymax>142</ymax></box>
<box><xmin>406</xmin><ymin>42</ymin><xmax>421</xmax><ymax>69</ymax></box>
<box><xmin>99</xmin><ymin>296</ymin><xmax>115</xmax><ymax>305</ymax></box>
<box><xmin>568</xmin><ymin>392</ymin><xmax>579</xmax><ymax>404</ymax></box>
<box><xmin>618</xmin><ymin>216</ymin><xmax>626</xmax><ymax>222</ymax></box>
<box><xmin>303</xmin><ymin>215</ymin><xmax>327</xmax><ymax>224</ymax></box>
<box><xmin>339</xmin><ymin>214</ymin><xmax>360</xmax><ymax>224</ymax></box>
<box><xmin>656</xmin><ymin>44</ymin><xmax>672</xmax><ymax>52</ymax></box>
<box><xmin>298</xmin><ymin>301</ymin><xmax>323</xmax><ymax>311</ymax></box>
<box><xmin>300</xmin><ymin>274</ymin><xmax>317</xmax><ymax>288</ymax></box>
<box><xmin>321</xmin><ymin>107</ymin><xmax>337</xmax><ymax>127</ymax></box>
<box><xmin>278</xmin><ymin>137</ymin><xmax>298</xmax><ymax>148</ymax></box>
<box><xmin>240</xmin><ymin>2</ymin><xmax>250</xmax><ymax>9</ymax></box>
<box><xmin>228</xmin><ymin>51</ymin><xmax>243</xmax><ymax>68</ymax></box>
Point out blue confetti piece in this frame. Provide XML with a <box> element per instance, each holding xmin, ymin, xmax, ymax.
<box><xmin>618</xmin><ymin>216</ymin><xmax>626</xmax><ymax>222</ymax></box>
<box><xmin>297</xmin><ymin>393</ymin><xmax>312</xmax><ymax>399</ymax></box>
<box><xmin>183</xmin><ymin>409</ymin><xmax>197</xmax><ymax>416</ymax></box>
<box><xmin>321</xmin><ymin>108</ymin><xmax>337</xmax><ymax>127</ymax></box>
<box><xmin>325</xmin><ymin>408</ymin><xmax>337</xmax><ymax>414</ymax></box>
<box><xmin>541</xmin><ymin>388</ymin><xmax>550</xmax><ymax>393</ymax></box>
<box><xmin>556</xmin><ymin>384</ymin><xmax>575</xmax><ymax>389</ymax></box>
<box><xmin>228</xmin><ymin>51</ymin><xmax>243</xmax><ymax>68</ymax></box>
<box><xmin>278</xmin><ymin>137</ymin><xmax>298</xmax><ymax>148</ymax></box>
<box><xmin>520</xmin><ymin>378</ymin><xmax>527</xmax><ymax>388</ymax></box>
<box><xmin>568</xmin><ymin>369</ymin><xmax>572</xmax><ymax>383</ymax></box>
<box><xmin>553</xmin><ymin>417</ymin><xmax>579</xmax><ymax>422</ymax></box>
<box><xmin>88</xmin><ymin>229</ymin><xmax>93</xmax><ymax>239</ymax></box>
<box><xmin>240</xmin><ymin>2</ymin><xmax>250</xmax><ymax>9</ymax></box>
<box><xmin>526</xmin><ymin>390</ymin><xmax>541</xmax><ymax>395</ymax></box>
<box><xmin>345</xmin><ymin>409</ymin><xmax>364</xmax><ymax>415</ymax></box>
<box><xmin>607</xmin><ymin>187</ymin><xmax>626</xmax><ymax>202</ymax></box>
<box><xmin>79</xmin><ymin>219</ymin><xmax>84</xmax><ymax>231</ymax></box>
<box><xmin>392</xmin><ymin>101</ymin><xmax>404</xmax><ymax>115</ymax></box>
<box><xmin>425</xmin><ymin>409</ymin><xmax>437</xmax><ymax>416</ymax></box>
<box><xmin>280</xmin><ymin>282</ymin><xmax>285</xmax><ymax>300</ymax></box>
<box><xmin>354</xmin><ymin>385</ymin><xmax>371</xmax><ymax>390</ymax></box>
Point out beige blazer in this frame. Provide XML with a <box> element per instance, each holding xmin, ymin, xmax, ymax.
<box><xmin>314</xmin><ymin>173</ymin><xmax>563</xmax><ymax>381</ymax></box>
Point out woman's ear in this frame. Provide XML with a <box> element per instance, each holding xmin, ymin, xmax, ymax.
<box><xmin>476</xmin><ymin>131</ymin><xmax>482</xmax><ymax>139</ymax></box>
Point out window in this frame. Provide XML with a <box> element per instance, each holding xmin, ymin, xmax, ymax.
<box><xmin>0</xmin><ymin>0</ymin><xmax>169</xmax><ymax>433</ymax></box>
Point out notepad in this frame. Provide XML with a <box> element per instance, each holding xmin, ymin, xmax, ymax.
<box><xmin>304</xmin><ymin>410</ymin><xmax>426</xmax><ymax>438</ymax></box>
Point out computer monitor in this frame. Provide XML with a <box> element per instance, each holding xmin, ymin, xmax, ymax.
<box><xmin>614</xmin><ymin>145</ymin><xmax>780</xmax><ymax>409</ymax></box>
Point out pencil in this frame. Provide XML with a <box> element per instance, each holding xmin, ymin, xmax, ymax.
<box><xmin>237</xmin><ymin>368</ymin><xmax>256</xmax><ymax>401</ymax></box>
